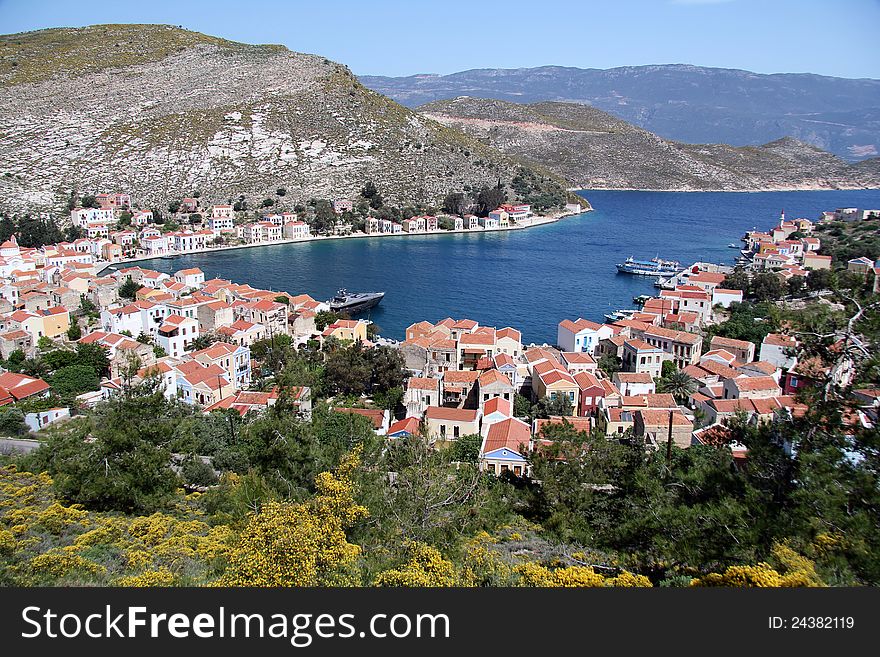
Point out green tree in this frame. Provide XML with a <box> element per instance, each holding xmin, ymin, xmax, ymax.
<box><xmin>119</xmin><ymin>276</ymin><xmax>139</xmax><ymax>300</ymax></box>
<box><xmin>48</xmin><ymin>364</ymin><xmax>100</xmax><ymax>399</ymax></box>
<box><xmin>723</xmin><ymin>270</ymin><xmax>750</xmax><ymax>292</ymax></box>
<box><xmin>66</xmin><ymin>321</ymin><xmax>82</xmax><ymax>341</ymax></box>
<box><xmin>598</xmin><ymin>354</ymin><xmax>621</xmax><ymax>377</ymax></box>
<box><xmin>535</xmin><ymin>394</ymin><xmax>574</xmax><ymax>418</ymax></box>
<box><xmin>657</xmin><ymin>370</ymin><xmax>698</xmax><ymax>404</ymax></box>
<box><xmin>806</xmin><ymin>267</ymin><xmax>834</xmax><ymax>292</ymax></box>
<box><xmin>315</xmin><ymin>310</ymin><xmax>341</xmax><ymax>331</ymax></box>
<box><xmin>0</xmin><ymin>407</ymin><xmax>28</xmax><ymax>436</ymax></box>
<box><xmin>787</xmin><ymin>275</ymin><xmax>805</xmax><ymax>297</ymax></box>
<box><xmin>442</xmin><ymin>192</ymin><xmax>466</xmax><ymax>216</ymax></box>
<box><xmin>750</xmin><ymin>273</ymin><xmax>785</xmax><ymax>301</ymax></box>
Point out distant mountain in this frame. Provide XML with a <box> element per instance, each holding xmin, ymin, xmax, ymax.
<box><xmin>0</xmin><ymin>25</ymin><xmax>569</xmax><ymax>214</ymax></box>
<box><xmin>420</xmin><ymin>97</ymin><xmax>880</xmax><ymax>191</ymax></box>
<box><xmin>361</xmin><ymin>64</ymin><xmax>880</xmax><ymax>162</ymax></box>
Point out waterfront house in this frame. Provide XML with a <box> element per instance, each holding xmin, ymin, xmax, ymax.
<box><xmin>495</xmin><ymin>327</ymin><xmax>522</xmax><ymax>358</ymax></box>
<box><xmin>479</xmin><ymin>215</ymin><xmax>499</xmax><ymax>229</ymax></box>
<box><xmin>466</xmin><ymin>214</ymin><xmax>480</xmax><ymax>230</ymax></box>
<box><xmin>557</xmin><ymin>318</ymin><xmax>614</xmax><ymax>354</ymax></box>
<box><xmin>501</xmin><ymin>204</ymin><xmax>531</xmax><ymax>223</ymax></box>
<box><xmin>283</xmin><ymin>221</ymin><xmax>311</xmax><ymax>239</ymax></box>
<box><xmin>453</xmin><ymin>216</ymin><xmax>464</xmax><ymax>230</ymax></box>
<box><xmin>488</xmin><ymin>208</ymin><xmax>509</xmax><ymax>227</ymax></box>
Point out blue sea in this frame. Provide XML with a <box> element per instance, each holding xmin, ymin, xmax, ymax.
<box><xmin>140</xmin><ymin>190</ymin><xmax>880</xmax><ymax>344</ymax></box>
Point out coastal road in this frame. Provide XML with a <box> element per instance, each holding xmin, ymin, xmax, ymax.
<box><xmin>0</xmin><ymin>437</ymin><xmax>41</xmax><ymax>454</ymax></box>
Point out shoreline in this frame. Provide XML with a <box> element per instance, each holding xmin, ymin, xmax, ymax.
<box><xmin>570</xmin><ymin>185</ymin><xmax>880</xmax><ymax>193</ymax></box>
<box><xmin>98</xmin><ymin>207</ymin><xmax>590</xmax><ymax>274</ymax></box>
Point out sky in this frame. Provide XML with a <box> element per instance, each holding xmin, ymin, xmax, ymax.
<box><xmin>0</xmin><ymin>0</ymin><xmax>878</xmax><ymax>78</ymax></box>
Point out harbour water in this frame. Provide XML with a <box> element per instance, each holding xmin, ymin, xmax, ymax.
<box><xmin>141</xmin><ymin>190</ymin><xmax>880</xmax><ymax>344</ymax></box>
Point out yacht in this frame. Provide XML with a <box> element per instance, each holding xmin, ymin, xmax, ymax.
<box><xmin>327</xmin><ymin>289</ymin><xmax>385</xmax><ymax>315</ymax></box>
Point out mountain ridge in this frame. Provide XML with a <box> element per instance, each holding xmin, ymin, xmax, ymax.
<box><xmin>0</xmin><ymin>25</ymin><xmax>571</xmax><ymax>215</ymax></box>
<box><xmin>361</xmin><ymin>64</ymin><xmax>880</xmax><ymax>162</ymax></box>
<box><xmin>419</xmin><ymin>97</ymin><xmax>880</xmax><ymax>192</ymax></box>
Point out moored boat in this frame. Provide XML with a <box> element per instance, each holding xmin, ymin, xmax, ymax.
<box><xmin>327</xmin><ymin>288</ymin><xmax>385</xmax><ymax>315</ymax></box>
<box><xmin>615</xmin><ymin>256</ymin><xmax>683</xmax><ymax>277</ymax></box>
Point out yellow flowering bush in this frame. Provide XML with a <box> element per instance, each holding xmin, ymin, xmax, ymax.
<box><xmin>115</xmin><ymin>568</ymin><xmax>176</xmax><ymax>587</ymax></box>
<box><xmin>221</xmin><ymin>450</ymin><xmax>367</xmax><ymax>587</ymax></box>
<box><xmin>693</xmin><ymin>543</ymin><xmax>825</xmax><ymax>588</ymax></box>
<box><xmin>374</xmin><ymin>543</ymin><xmax>457</xmax><ymax>587</ymax></box>
<box><xmin>28</xmin><ymin>548</ymin><xmax>107</xmax><ymax>581</ymax></box>
<box><xmin>34</xmin><ymin>502</ymin><xmax>88</xmax><ymax>534</ymax></box>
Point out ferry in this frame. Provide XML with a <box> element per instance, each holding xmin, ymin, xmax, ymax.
<box><xmin>327</xmin><ymin>288</ymin><xmax>385</xmax><ymax>315</ymax></box>
<box><xmin>615</xmin><ymin>256</ymin><xmax>683</xmax><ymax>277</ymax></box>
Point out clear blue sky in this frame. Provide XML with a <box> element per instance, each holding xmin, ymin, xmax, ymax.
<box><xmin>1</xmin><ymin>0</ymin><xmax>877</xmax><ymax>78</ymax></box>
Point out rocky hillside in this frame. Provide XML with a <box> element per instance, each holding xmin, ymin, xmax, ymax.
<box><xmin>362</xmin><ymin>64</ymin><xmax>880</xmax><ymax>161</ymax></box>
<box><xmin>0</xmin><ymin>25</ymin><xmax>570</xmax><ymax>215</ymax></box>
<box><xmin>419</xmin><ymin>97</ymin><xmax>880</xmax><ymax>191</ymax></box>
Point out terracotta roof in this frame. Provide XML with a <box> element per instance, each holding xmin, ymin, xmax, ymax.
<box><xmin>615</xmin><ymin>372</ymin><xmax>653</xmax><ymax>384</ymax></box>
<box><xmin>638</xmin><ymin>408</ymin><xmax>692</xmax><ymax>427</ymax></box>
<box><xmin>559</xmin><ymin>318</ymin><xmax>602</xmax><ymax>333</ymax></box>
<box><xmin>733</xmin><ymin>376</ymin><xmax>780</xmax><ymax>392</ymax></box>
<box><xmin>388</xmin><ymin>416</ymin><xmax>421</xmax><ymax>436</ymax></box>
<box><xmin>333</xmin><ymin>407</ymin><xmax>386</xmax><ymax>430</ymax></box>
<box><xmin>478</xmin><ymin>369</ymin><xmax>512</xmax><ymax>388</ymax></box>
<box><xmin>407</xmin><ymin>377</ymin><xmax>440</xmax><ymax>391</ymax></box>
<box><xmin>425</xmin><ymin>406</ymin><xmax>479</xmax><ymax>422</ymax></box>
<box><xmin>483</xmin><ymin>418</ymin><xmax>531</xmax><ymax>454</ymax></box>
<box><xmin>483</xmin><ymin>396</ymin><xmax>513</xmax><ymax>417</ymax></box>
<box><xmin>442</xmin><ymin>370</ymin><xmax>480</xmax><ymax>384</ymax></box>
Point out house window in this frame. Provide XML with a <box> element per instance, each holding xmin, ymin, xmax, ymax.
<box><xmin>440</xmin><ymin>425</ymin><xmax>446</xmax><ymax>437</ymax></box>
<box><xmin>454</xmin><ymin>426</ymin><xmax>460</xmax><ymax>439</ymax></box>
<box><xmin>790</xmin><ymin>376</ymin><xmax>799</xmax><ymax>388</ymax></box>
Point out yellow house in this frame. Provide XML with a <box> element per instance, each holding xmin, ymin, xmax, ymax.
<box><xmin>321</xmin><ymin>319</ymin><xmax>368</xmax><ymax>343</ymax></box>
<box><xmin>9</xmin><ymin>307</ymin><xmax>70</xmax><ymax>340</ymax></box>
<box><xmin>532</xmin><ymin>360</ymin><xmax>580</xmax><ymax>409</ymax></box>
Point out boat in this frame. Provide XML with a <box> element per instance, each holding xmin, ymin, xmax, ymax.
<box><xmin>327</xmin><ymin>288</ymin><xmax>385</xmax><ymax>315</ymax></box>
<box><xmin>632</xmin><ymin>294</ymin><xmax>652</xmax><ymax>306</ymax></box>
<box><xmin>727</xmin><ymin>243</ymin><xmax>739</xmax><ymax>248</ymax></box>
<box><xmin>604</xmin><ymin>309</ymin><xmax>639</xmax><ymax>322</ymax></box>
<box><xmin>615</xmin><ymin>256</ymin><xmax>683</xmax><ymax>277</ymax></box>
